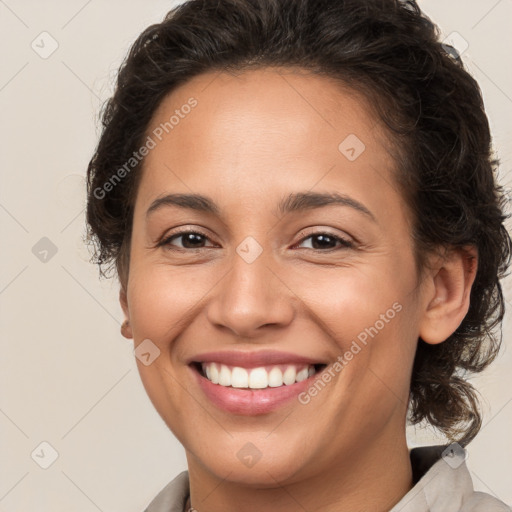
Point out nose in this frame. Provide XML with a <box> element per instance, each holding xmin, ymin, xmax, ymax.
<box><xmin>205</xmin><ymin>249</ymin><xmax>296</xmax><ymax>339</ymax></box>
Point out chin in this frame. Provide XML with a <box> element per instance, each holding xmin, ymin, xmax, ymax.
<box><xmin>191</xmin><ymin>439</ymin><xmax>314</xmax><ymax>487</ymax></box>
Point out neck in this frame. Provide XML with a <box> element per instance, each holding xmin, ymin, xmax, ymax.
<box><xmin>185</xmin><ymin>435</ymin><xmax>413</xmax><ymax>512</ymax></box>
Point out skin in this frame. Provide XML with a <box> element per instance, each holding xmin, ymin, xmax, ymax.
<box><xmin>119</xmin><ymin>67</ymin><xmax>477</xmax><ymax>512</ymax></box>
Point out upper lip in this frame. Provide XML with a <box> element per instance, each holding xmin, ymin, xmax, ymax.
<box><xmin>188</xmin><ymin>350</ymin><xmax>327</xmax><ymax>368</ymax></box>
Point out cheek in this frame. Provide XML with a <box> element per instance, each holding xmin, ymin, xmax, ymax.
<box><xmin>127</xmin><ymin>264</ymin><xmax>216</xmax><ymax>341</ymax></box>
<box><xmin>287</xmin><ymin>265</ymin><xmax>408</xmax><ymax>345</ymax></box>
<box><xmin>290</xmin><ymin>265</ymin><xmax>417</xmax><ymax>404</ymax></box>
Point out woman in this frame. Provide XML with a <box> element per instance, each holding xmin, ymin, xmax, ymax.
<box><xmin>86</xmin><ymin>0</ymin><xmax>511</xmax><ymax>510</ymax></box>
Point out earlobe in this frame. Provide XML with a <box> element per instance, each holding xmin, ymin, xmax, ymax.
<box><xmin>419</xmin><ymin>245</ymin><xmax>478</xmax><ymax>345</ymax></box>
<box><xmin>121</xmin><ymin>320</ymin><xmax>133</xmax><ymax>339</ymax></box>
<box><xmin>119</xmin><ymin>288</ymin><xmax>133</xmax><ymax>339</ymax></box>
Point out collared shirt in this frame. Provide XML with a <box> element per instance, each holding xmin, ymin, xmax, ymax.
<box><xmin>143</xmin><ymin>445</ymin><xmax>511</xmax><ymax>512</ymax></box>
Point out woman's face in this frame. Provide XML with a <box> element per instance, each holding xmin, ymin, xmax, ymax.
<box><xmin>122</xmin><ymin>68</ymin><xmax>428</xmax><ymax>485</ymax></box>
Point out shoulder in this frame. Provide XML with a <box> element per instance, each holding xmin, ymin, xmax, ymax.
<box><xmin>143</xmin><ymin>470</ymin><xmax>190</xmax><ymax>512</ymax></box>
<box><xmin>391</xmin><ymin>445</ymin><xmax>511</xmax><ymax>512</ymax></box>
<box><xmin>460</xmin><ymin>492</ymin><xmax>511</xmax><ymax>511</ymax></box>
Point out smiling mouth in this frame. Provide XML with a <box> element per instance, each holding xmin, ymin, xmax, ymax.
<box><xmin>192</xmin><ymin>362</ymin><xmax>327</xmax><ymax>390</ymax></box>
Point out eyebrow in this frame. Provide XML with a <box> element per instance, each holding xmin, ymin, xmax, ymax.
<box><xmin>146</xmin><ymin>191</ymin><xmax>376</xmax><ymax>221</ymax></box>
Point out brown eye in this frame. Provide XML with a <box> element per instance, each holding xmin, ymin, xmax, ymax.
<box><xmin>295</xmin><ymin>232</ymin><xmax>353</xmax><ymax>251</ymax></box>
<box><xmin>160</xmin><ymin>230</ymin><xmax>215</xmax><ymax>250</ymax></box>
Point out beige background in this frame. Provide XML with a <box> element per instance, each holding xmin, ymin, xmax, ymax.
<box><xmin>1</xmin><ymin>0</ymin><xmax>511</xmax><ymax>510</ymax></box>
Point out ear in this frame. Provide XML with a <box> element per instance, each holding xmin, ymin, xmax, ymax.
<box><xmin>119</xmin><ymin>287</ymin><xmax>133</xmax><ymax>339</ymax></box>
<box><xmin>419</xmin><ymin>245</ymin><xmax>478</xmax><ymax>345</ymax></box>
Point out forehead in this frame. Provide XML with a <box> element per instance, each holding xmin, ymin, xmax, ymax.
<box><xmin>147</xmin><ymin>66</ymin><xmax>387</xmax><ymax>157</ymax></box>
<box><xmin>136</xmin><ymin>67</ymin><xmax>402</xmax><ymax>219</ymax></box>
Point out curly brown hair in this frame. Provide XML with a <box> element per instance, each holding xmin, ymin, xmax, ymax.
<box><xmin>86</xmin><ymin>0</ymin><xmax>511</xmax><ymax>446</ymax></box>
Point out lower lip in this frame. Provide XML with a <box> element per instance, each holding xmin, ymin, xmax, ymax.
<box><xmin>191</xmin><ymin>365</ymin><xmax>319</xmax><ymax>415</ymax></box>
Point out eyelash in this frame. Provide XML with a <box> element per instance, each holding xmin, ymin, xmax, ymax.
<box><xmin>158</xmin><ymin>228</ymin><xmax>354</xmax><ymax>252</ymax></box>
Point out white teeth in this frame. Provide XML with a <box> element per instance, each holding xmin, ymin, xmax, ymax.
<box><xmin>249</xmin><ymin>367</ymin><xmax>268</xmax><ymax>389</ymax></box>
<box><xmin>231</xmin><ymin>367</ymin><xmax>248</xmax><ymax>388</ymax></box>
<box><xmin>283</xmin><ymin>366</ymin><xmax>297</xmax><ymax>385</ymax></box>
<box><xmin>268</xmin><ymin>367</ymin><xmax>283</xmax><ymax>387</ymax></box>
<box><xmin>296</xmin><ymin>368</ymin><xmax>309</xmax><ymax>382</ymax></box>
<box><xmin>218</xmin><ymin>364</ymin><xmax>231</xmax><ymax>386</ymax></box>
<box><xmin>210</xmin><ymin>364</ymin><xmax>219</xmax><ymax>384</ymax></box>
<box><xmin>200</xmin><ymin>363</ymin><xmax>318</xmax><ymax>389</ymax></box>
